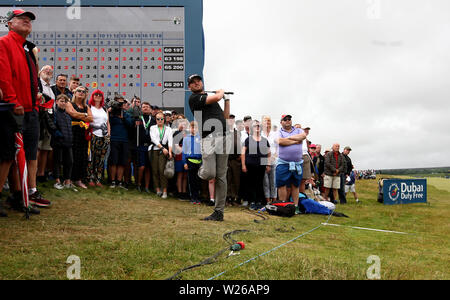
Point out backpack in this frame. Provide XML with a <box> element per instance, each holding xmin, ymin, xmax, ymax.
<box><xmin>266</xmin><ymin>202</ymin><xmax>295</xmax><ymax>217</ymax></box>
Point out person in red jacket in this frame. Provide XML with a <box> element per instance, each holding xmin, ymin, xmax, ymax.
<box><xmin>0</xmin><ymin>9</ymin><xmax>51</xmax><ymax>208</ymax></box>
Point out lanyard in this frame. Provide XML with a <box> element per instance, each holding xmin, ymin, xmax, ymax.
<box><xmin>141</xmin><ymin>115</ymin><xmax>152</xmax><ymax>130</ymax></box>
<box><xmin>158</xmin><ymin>126</ymin><xmax>165</xmax><ymax>142</ymax></box>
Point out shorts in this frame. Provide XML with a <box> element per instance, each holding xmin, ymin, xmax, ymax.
<box><xmin>324</xmin><ymin>175</ymin><xmax>340</xmax><ymax>189</ymax></box>
<box><xmin>38</xmin><ymin>128</ymin><xmax>53</xmax><ymax>151</ymax></box>
<box><xmin>345</xmin><ymin>184</ymin><xmax>356</xmax><ymax>193</ymax></box>
<box><xmin>276</xmin><ymin>163</ymin><xmax>303</xmax><ymax>188</ymax></box>
<box><xmin>110</xmin><ymin>141</ymin><xmax>129</xmax><ymax>166</ymax></box>
<box><xmin>175</xmin><ymin>159</ymin><xmax>186</xmax><ymax>173</ymax></box>
<box><xmin>137</xmin><ymin>145</ymin><xmax>150</xmax><ymax>167</ymax></box>
<box><xmin>0</xmin><ymin>111</ymin><xmax>16</xmax><ymax>161</ymax></box>
<box><xmin>302</xmin><ymin>154</ymin><xmax>312</xmax><ymax>180</ymax></box>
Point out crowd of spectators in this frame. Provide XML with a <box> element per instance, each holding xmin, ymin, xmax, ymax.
<box><xmin>0</xmin><ymin>9</ymin><xmax>360</xmax><ymax>219</ymax></box>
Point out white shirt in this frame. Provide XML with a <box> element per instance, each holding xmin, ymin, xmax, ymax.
<box><xmin>40</xmin><ymin>78</ymin><xmax>55</xmax><ymax>100</ymax></box>
<box><xmin>150</xmin><ymin>125</ymin><xmax>173</xmax><ymax>151</ymax></box>
<box><xmin>240</xmin><ymin>129</ymin><xmax>249</xmax><ymax>145</ymax></box>
<box><xmin>91</xmin><ymin>106</ymin><xmax>108</xmax><ymax>137</ymax></box>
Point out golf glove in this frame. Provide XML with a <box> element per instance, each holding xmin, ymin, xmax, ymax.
<box><xmin>223</xmin><ymin>94</ymin><xmax>231</xmax><ymax>101</ymax></box>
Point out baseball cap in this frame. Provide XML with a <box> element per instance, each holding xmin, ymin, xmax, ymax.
<box><xmin>344</xmin><ymin>146</ymin><xmax>352</xmax><ymax>151</ymax></box>
<box><xmin>187</xmin><ymin>74</ymin><xmax>202</xmax><ymax>84</ymax></box>
<box><xmin>6</xmin><ymin>9</ymin><xmax>36</xmax><ymax>22</ymax></box>
<box><xmin>309</xmin><ymin>144</ymin><xmax>317</xmax><ymax>148</ymax></box>
<box><xmin>303</xmin><ymin>126</ymin><xmax>311</xmax><ymax>130</ymax></box>
<box><xmin>281</xmin><ymin>114</ymin><xmax>292</xmax><ymax>121</ymax></box>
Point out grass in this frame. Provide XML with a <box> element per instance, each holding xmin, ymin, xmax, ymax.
<box><xmin>0</xmin><ymin>176</ymin><xmax>449</xmax><ymax>280</ymax></box>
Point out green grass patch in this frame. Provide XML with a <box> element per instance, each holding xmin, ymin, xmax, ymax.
<box><xmin>0</xmin><ymin>176</ymin><xmax>449</xmax><ymax>280</ymax></box>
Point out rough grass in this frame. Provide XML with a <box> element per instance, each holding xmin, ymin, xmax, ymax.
<box><xmin>0</xmin><ymin>176</ymin><xmax>449</xmax><ymax>280</ymax></box>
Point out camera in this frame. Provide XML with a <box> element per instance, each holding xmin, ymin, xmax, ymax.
<box><xmin>110</xmin><ymin>100</ymin><xmax>123</xmax><ymax>116</ymax></box>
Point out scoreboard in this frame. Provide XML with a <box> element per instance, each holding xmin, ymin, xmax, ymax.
<box><xmin>0</xmin><ymin>1</ymin><xmax>205</xmax><ymax>116</ymax></box>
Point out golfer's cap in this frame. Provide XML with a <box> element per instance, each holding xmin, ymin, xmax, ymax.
<box><xmin>243</xmin><ymin>115</ymin><xmax>252</xmax><ymax>122</ymax></box>
<box><xmin>344</xmin><ymin>146</ymin><xmax>352</xmax><ymax>151</ymax></box>
<box><xmin>281</xmin><ymin>114</ymin><xmax>292</xmax><ymax>121</ymax></box>
<box><xmin>310</xmin><ymin>144</ymin><xmax>317</xmax><ymax>148</ymax></box>
<box><xmin>187</xmin><ymin>74</ymin><xmax>202</xmax><ymax>84</ymax></box>
<box><xmin>6</xmin><ymin>9</ymin><xmax>36</xmax><ymax>22</ymax></box>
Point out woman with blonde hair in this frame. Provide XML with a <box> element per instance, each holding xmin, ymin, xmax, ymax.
<box><xmin>261</xmin><ymin>115</ymin><xmax>278</xmax><ymax>203</ymax></box>
<box><xmin>150</xmin><ymin>111</ymin><xmax>173</xmax><ymax>198</ymax></box>
<box><xmin>65</xmin><ymin>86</ymin><xmax>93</xmax><ymax>189</ymax></box>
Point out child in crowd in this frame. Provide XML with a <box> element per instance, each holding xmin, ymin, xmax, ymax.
<box><xmin>51</xmin><ymin>94</ymin><xmax>75</xmax><ymax>190</ymax></box>
<box><xmin>182</xmin><ymin>121</ymin><xmax>202</xmax><ymax>204</ymax></box>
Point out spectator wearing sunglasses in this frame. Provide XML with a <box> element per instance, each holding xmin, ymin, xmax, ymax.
<box><xmin>150</xmin><ymin>112</ymin><xmax>173</xmax><ymax>199</ymax></box>
<box><xmin>65</xmin><ymin>86</ymin><xmax>93</xmax><ymax>189</ymax></box>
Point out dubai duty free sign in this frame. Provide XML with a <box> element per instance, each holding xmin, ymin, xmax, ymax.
<box><xmin>383</xmin><ymin>179</ymin><xmax>427</xmax><ymax>205</ymax></box>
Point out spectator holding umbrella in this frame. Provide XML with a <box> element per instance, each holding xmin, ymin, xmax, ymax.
<box><xmin>0</xmin><ymin>9</ymin><xmax>52</xmax><ymax>208</ymax></box>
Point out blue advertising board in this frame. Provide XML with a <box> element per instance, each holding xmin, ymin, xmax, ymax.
<box><xmin>382</xmin><ymin>179</ymin><xmax>427</xmax><ymax>205</ymax></box>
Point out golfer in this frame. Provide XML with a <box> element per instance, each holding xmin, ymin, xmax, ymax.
<box><xmin>188</xmin><ymin>74</ymin><xmax>230</xmax><ymax>221</ymax></box>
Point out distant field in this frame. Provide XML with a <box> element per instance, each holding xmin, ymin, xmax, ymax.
<box><xmin>425</xmin><ymin>177</ymin><xmax>450</xmax><ymax>193</ymax></box>
<box><xmin>0</xmin><ymin>176</ymin><xmax>449</xmax><ymax>280</ymax></box>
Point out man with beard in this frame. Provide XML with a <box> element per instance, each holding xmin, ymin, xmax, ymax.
<box><xmin>188</xmin><ymin>74</ymin><xmax>230</xmax><ymax>221</ymax></box>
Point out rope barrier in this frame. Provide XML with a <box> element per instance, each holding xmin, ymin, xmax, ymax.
<box><xmin>207</xmin><ymin>213</ymin><xmax>334</xmax><ymax>280</ymax></box>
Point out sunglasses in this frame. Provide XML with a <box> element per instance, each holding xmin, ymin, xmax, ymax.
<box><xmin>76</xmin><ymin>90</ymin><xmax>86</xmax><ymax>94</ymax></box>
<box><xmin>93</xmin><ymin>93</ymin><xmax>102</xmax><ymax>96</ymax></box>
<box><xmin>157</xmin><ymin>118</ymin><xmax>165</xmax><ymax>121</ymax></box>
<box><xmin>282</xmin><ymin>118</ymin><xmax>291</xmax><ymax>121</ymax></box>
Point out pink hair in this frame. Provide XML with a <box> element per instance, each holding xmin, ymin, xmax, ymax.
<box><xmin>88</xmin><ymin>89</ymin><xmax>105</xmax><ymax>107</ymax></box>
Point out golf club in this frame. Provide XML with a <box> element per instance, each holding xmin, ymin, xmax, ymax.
<box><xmin>162</xmin><ymin>88</ymin><xmax>234</xmax><ymax>95</ymax></box>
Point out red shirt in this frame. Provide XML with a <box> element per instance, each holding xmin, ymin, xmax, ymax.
<box><xmin>0</xmin><ymin>31</ymin><xmax>39</xmax><ymax>112</ymax></box>
<box><xmin>333</xmin><ymin>151</ymin><xmax>339</xmax><ymax>169</ymax></box>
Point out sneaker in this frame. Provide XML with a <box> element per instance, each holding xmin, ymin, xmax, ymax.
<box><xmin>88</xmin><ymin>181</ymin><xmax>96</xmax><ymax>188</ymax></box>
<box><xmin>249</xmin><ymin>202</ymin><xmax>257</xmax><ymax>210</ymax></box>
<box><xmin>29</xmin><ymin>191</ymin><xmax>52</xmax><ymax>208</ymax></box>
<box><xmin>208</xmin><ymin>199</ymin><xmax>215</xmax><ymax>206</ymax></box>
<box><xmin>241</xmin><ymin>200</ymin><xmax>248</xmax><ymax>207</ymax></box>
<box><xmin>144</xmin><ymin>188</ymin><xmax>151</xmax><ymax>194</ymax></box>
<box><xmin>54</xmin><ymin>182</ymin><xmax>64</xmax><ymax>190</ymax></box>
<box><xmin>202</xmin><ymin>210</ymin><xmax>224</xmax><ymax>221</ymax></box>
<box><xmin>75</xmin><ymin>181</ymin><xmax>87</xmax><ymax>189</ymax></box>
<box><xmin>118</xmin><ymin>182</ymin><xmax>128</xmax><ymax>190</ymax></box>
<box><xmin>161</xmin><ymin>192</ymin><xmax>167</xmax><ymax>199</ymax></box>
<box><xmin>64</xmin><ymin>183</ymin><xmax>79</xmax><ymax>192</ymax></box>
<box><xmin>110</xmin><ymin>181</ymin><xmax>116</xmax><ymax>189</ymax></box>
<box><xmin>96</xmin><ymin>181</ymin><xmax>103</xmax><ymax>188</ymax></box>
<box><xmin>137</xmin><ymin>185</ymin><xmax>142</xmax><ymax>192</ymax></box>
<box><xmin>295</xmin><ymin>206</ymin><xmax>301</xmax><ymax>215</ymax></box>
<box><xmin>156</xmin><ymin>191</ymin><xmax>163</xmax><ymax>197</ymax></box>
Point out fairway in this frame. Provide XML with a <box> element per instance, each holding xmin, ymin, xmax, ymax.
<box><xmin>0</xmin><ymin>177</ymin><xmax>449</xmax><ymax>280</ymax></box>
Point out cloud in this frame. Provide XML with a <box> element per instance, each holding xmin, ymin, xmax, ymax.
<box><xmin>202</xmin><ymin>0</ymin><xmax>450</xmax><ymax>169</ymax></box>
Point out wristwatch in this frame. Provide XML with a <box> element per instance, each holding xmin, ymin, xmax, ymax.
<box><xmin>84</xmin><ymin>113</ymin><xmax>88</xmax><ymax>118</ymax></box>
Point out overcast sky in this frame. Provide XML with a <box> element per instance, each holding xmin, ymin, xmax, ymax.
<box><xmin>202</xmin><ymin>0</ymin><xmax>450</xmax><ymax>170</ymax></box>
